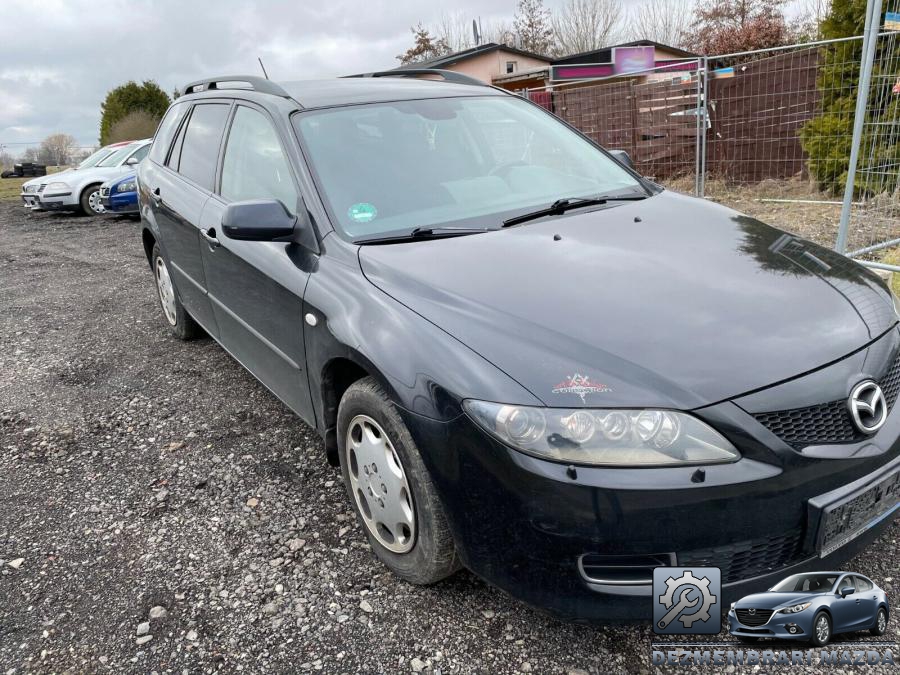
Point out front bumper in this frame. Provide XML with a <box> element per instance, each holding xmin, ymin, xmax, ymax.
<box><xmin>402</xmin><ymin>394</ymin><xmax>900</xmax><ymax>622</ymax></box>
<box><xmin>727</xmin><ymin>609</ymin><xmax>812</xmax><ymax>640</ymax></box>
<box><xmin>36</xmin><ymin>191</ymin><xmax>77</xmax><ymax>211</ymax></box>
<box><xmin>101</xmin><ymin>190</ymin><xmax>138</xmax><ymax>213</ymax></box>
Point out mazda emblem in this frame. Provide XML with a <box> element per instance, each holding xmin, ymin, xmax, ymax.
<box><xmin>848</xmin><ymin>380</ymin><xmax>888</xmax><ymax>434</ymax></box>
<box><xmin>747</xmin><ymin>608</ymin><xmax>756</xmax><ymax>615</ymax></box>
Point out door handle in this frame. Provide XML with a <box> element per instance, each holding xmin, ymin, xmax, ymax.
<box><xmin>855</xmin><ymin>599</ymin><xmax>861</xmax><ymax>604</ymax></box>
<box><xmin>201</xmin><ymin>227</ymin><xmax>220</xmax><ymax>248</ymax></box>
<box><xmin>151</xmin><ymin>187</ymin><xmax>162</xmax><ymax>205</ymax></box>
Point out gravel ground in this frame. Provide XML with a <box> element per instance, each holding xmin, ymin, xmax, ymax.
<box><xmin>0</xmin><ymin>201</ymin><xmax>898</xmax><ymax>674</ymax></box>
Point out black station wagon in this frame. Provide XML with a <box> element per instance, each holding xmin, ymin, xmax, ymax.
<box><xmin>138</xmin><ymin>72</ymin><xmax>900</xmax><ymax>621</ymax></box>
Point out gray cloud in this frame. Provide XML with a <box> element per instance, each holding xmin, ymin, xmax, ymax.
<box><xmin>0</xmin><ymin>0</ymin><xmax>812</xmax><ymax>153</ymax></box>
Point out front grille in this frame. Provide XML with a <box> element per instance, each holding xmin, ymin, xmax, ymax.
<box><xmin>37</xmin><ymin>184</ymin><xmax>45</xmax><ymax>193</ymax></box>
<box><xmin>754</xmin><ymin>350</ymin><xmax>900</xmax><ymax>449</ymax></box>
<box><xmin>735</xmin><ymin>608</ymin><xmax>775</xmax><ymax>627</ymax></box>
<box><xmin>679</xmin><ymin>530</ymin><xmax>804</xmax><ymax>585</ymax></box>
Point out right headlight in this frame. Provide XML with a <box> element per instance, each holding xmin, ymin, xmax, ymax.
<box><xmin>463</xmin><ymin>400</ymin><xmax>741</xmax><ymax>467</ymax></box>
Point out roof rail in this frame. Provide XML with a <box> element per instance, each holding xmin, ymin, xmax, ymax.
<box><xmin>180</xmin><ymin>75</ymin><xmax>291</xmax><ymax>98</ymax></box>
<box><xmin>349</xmin><ymin>68</ymin><xmax>487</xmax><ymax>87</ymax></box>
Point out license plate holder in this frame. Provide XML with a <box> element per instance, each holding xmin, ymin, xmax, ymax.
<box><xmin>811</xmin><ymin>464</ymin><xmax>900</xmax><ymax>558</ymax></box>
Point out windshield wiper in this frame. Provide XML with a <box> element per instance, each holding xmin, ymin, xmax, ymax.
<box><xmin>502</xmin><ymin>193</ymin><xmax>649</xmax><ymax>228</ymax></box>
<box><xmin>355</xmin><ymin>226</ymin><xmax>493</xmax><ymax>245</ymax></box>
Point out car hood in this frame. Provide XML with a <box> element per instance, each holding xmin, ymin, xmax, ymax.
<box><xmin>735</xmin><ymin>591</ymin><xmax>820</xmax><ymax>609</ymax></box>
<box><xmin>359</xmin><ymin>191</ymin><xmax>897</xmax><ymax>409</ymax></box>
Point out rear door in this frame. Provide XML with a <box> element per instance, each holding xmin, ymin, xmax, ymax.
<box><xmin>199</xmin><ymin>102</ymin><xmax>315</xmax><ymax>423</ymax></box>
<box><xmin>852</xmin><ymin>576</ymin><xmax>880</xmax><ymax>630</ymax></box>
<box><xmin>150</xmin><ymin>101</ymin><xmax>231</xmax><ymax>335</ymax></box>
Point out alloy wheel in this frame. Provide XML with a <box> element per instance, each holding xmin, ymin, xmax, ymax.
<box><xmin>816</xmin><ymin>615</ymin><xmax>830</xmax><ymax>643</ymax></box>
<box><xmin>88</xmin><ymin>189</ymin><xmax>106</xmax><ymax>214</ymax></box>
<box><xmin>155</xmin><ymin>256</ymin><xmax>177</xmax><ymax>326</ymax></box>
<box><xmin>345</xmin><ymin>414</ymin><xmax>416</xmax><ymax>553</ymax></box>
<box><xmin>878</xmin><ymin>609</ymin><xmax>887</xmax><ymax>632</ymax></box>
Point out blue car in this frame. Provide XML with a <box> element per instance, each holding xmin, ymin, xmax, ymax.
<box><xmin>100</xmin><ymin>172</ymin><xmax>138</xmax><ymax>215</ymax></box>
<box><xmin>728</xmin><ymin>572</ymin><xmax>889</xmax><ymax>646</ymax></box>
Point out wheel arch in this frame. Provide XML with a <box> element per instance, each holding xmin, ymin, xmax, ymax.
<box><xmin>79</xmin><ymin>180</ymin><xmax>103</xmax><ymax>202</ymax></box>
<box><xmin>141</xmin><ymin>227</ymin><xmax>156</xmax><ymax>268</ymax></box>
<box><xmin>319</xmin><ymin>354</ymin><xmax>405</xmax><ymax>467</ymax></box>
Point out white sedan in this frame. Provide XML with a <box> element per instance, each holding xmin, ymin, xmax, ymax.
<box><xmin>21</xmin><ymin>139</ymin><xmax>150</xmax><ymax>215</ymax></box>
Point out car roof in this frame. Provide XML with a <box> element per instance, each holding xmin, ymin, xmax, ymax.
<box><xmin>183</xmin><ymin>76</ymin><xmax>507</xmax><ymax>111</ymax></box>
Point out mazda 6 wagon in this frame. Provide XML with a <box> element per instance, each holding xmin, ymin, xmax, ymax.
<box><xmin>137</xmin><ymin>72</ymin><xmax>900</xmax><ymax>621</ymax></box>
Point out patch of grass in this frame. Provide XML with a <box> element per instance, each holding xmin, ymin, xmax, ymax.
<box><xmin>0</xmin><ymin>166</ymin><xmax>65</xmax><ymax>203</ymax></box>
<box><xmin>881</xmin><ymin>248</ymin><xmax>900</xmax><ymax>297</ymax></box>
<box><xmin>0</xmin><ymin>176</ymin><xmax>28</xmax><ymax>202</ymax></box>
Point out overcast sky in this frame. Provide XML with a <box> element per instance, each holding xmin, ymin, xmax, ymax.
<box><xmin>0</xmin><ymin>0</ymin><xmax>811</xmax><ymax>153</ymax></box>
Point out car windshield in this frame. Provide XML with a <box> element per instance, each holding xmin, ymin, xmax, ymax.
<box><xmin>770</xmin><ymin>573</ymin><xmax>838</xmax><ymax>593</ymax></box>
<box><xmin>96</xmin><ymin>144</ymin><xmax>139</xmax><ymax>167</ymax></box>
<box><xmin>78</xmin><ymin>147</ymin><xmax>115</xmax><ymax>169</ymax></box>
<box><xmin>293</xmin><ymin>95</ymin><xmax>645</xmax><ymax>240</ymax></box>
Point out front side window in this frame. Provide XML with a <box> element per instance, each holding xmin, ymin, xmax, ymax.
<box><xmin>220</xmin><ymin>106</ymin><xmax>297</xmax><ymax>213</ymax></box>
<box><xmin>293</xmin><ymin>95</ymin><xmax>642</xmax><ymax>240</ymax></box>
<box><xmin>97</xmin><ymin>143</ymin><xmax>140</xmax><ymax>167</ymax></box>
<box><xmin>176</xmin><ymin>103</ymin><xmax>230</xmax><ymax>190</ymax></box>
<box><xmin>149</xmin><ymin>102</ymin><xmax>187</xmax><ymax>164</ymax></box>
<box><xmin>128</xmin><ymin>144</ymin><xmax>150</xmax><ymax>164</ymax></box>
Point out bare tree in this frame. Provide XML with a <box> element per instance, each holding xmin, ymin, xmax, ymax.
<box><xmin>790</xmin><ymin>0</ymin><xmax>831</xmax><ymax>41</ymax></box>
<box><xmin>108</xmin><ymin>110</ymin><xmax>161</xmax><ymax>144</ymax></box>
<box><xmin>397</xmin><ymin>23</ymin><xmax>451</xmax><ymax>64</ymax></box>
<box><xmin>514</xmin><ymin>0</ymin><xmax>554</xmax><ymax>54</ymax></box>
<box><xmin>435</xmin><ymin>11</ymin><xmax>475</xmax><ymax>52</ymax></box>
<box><xmin>38</xmin><ymin>133</ymin><xmax>79</xmax><ymax>166</ymax></box>
<box><xmin>481</xmin><ymin>18</ymin><xmax>517</xmax><ymax>45</ymax></box>
<box><xmin>552</xmin><ymin>0</ymin><xmax>624</xmax><ymax>56</ymax></box>
<box><xmin>628</xmin><ymin>0</ymin><xmax>695</xmax><ymax>48</ymax></box>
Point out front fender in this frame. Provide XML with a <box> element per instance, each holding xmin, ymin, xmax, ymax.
<box><xmin>303</xmin><ymin>249</ymin><xmax>542</xmax><ymax>426</ymax></box>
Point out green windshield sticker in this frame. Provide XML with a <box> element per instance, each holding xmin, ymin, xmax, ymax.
<box><xmin>348</xmin><ymin>202</ymin><xmax>377</xmax><ymax>223</ymax></box>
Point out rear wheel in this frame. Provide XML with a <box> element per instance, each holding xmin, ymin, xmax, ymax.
<box><xmin>811</xmin><ymin>611</ymin><xmax>831</xmax><ymax>647</ymax></box>
<box><xmin>79</xmin><ymin>183</ymin><xmax>105</xmax><ymax>215</ymax></box>
<box><xmin>337</xmin><ymin>377</ymin><xmax>459</xmax><ymax>585</ymax></box>
<box><xmin>151</xmin><ymin>243</ymin><xmax>199</xmax><ymax>340</ymax></box>
<box><xmin>871</xmin><ymin>607</ymin><xmax>888</xmax><ymax>636</ymax></box>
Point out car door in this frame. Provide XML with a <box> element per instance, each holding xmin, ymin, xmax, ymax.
<box><xmin>829</xmin><ymin>575</ymin><xmax>860</xmax><ymax>633</ymax></box>
<box><xmin>852</xmin><ymin>576</ymin><xmax>880</xmax><ymax>630</ymax></box>
<box><xmin>199</xmin><ymin>102</ymin><xmax>315</xmax><ymax>424</ymax></box>
<box><xmin>149</xmin><ymin>101</ymin><xmax>231</xmax><ymax>336</ymax></box>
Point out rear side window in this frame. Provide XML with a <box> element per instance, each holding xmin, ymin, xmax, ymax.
<box><xmin>149</xmin><ymin>102</ymin><xmax>187</xmax><ymax>164</ymax></box>
<box><xmin>855</xmin><ymin>576</ymin><xmax>873</xmax><ymax>592</ymax></box>
<box><xmin>176</xmin><ymin>103</ymin><xmax>230</xmax><ymax>191</ymax></box>
<box><xmin>220</xmin><ymin>106</ymin><xmax>298</xmax><ymax>213</ymax></box>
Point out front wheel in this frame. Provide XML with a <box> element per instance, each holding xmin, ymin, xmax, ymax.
<box><xmin>79</xmin><ymin>184</ymin><xmax>105</xmax><ymax>215</ymax></box>
<box><xmin>810</xmin><ymin>611</ymin><xmax>832</xmax><ymax>647</ymax></box>
<box><xmin>871</xmin><ymin>607</ymin><xmax>888</xmax><ymax>636</ymax></box>
<box><xmin>337</xmin><ymin>377</ymin><xmax>460</xmax><ymax>585</ymax></box>
<box><xmin>151</xmin><ymin>244</ymin><xmax>199</xmax><ymax>340</ymax></box>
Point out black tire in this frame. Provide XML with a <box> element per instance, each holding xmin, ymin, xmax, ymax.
<box><xmin>810</xmin><ymin>611</ymin><xmax>832</xmax><ymax>647</ymax></box>
<box><xmin>871</xmin><ymin>607</ymin><xmax>888</xmax><ymax>636</ymax></box>
<box><xmin>337</xmin><ymin>376</ymin><xmax>460</xmax><ymax>585</ymax></box>
<box><xmin>736</xmin><ymin>636</ymin><xmax>759</xmax><ymax>644</ymax></box>
<box><xmin>78</xmin><ymin>183</ymin><xmax>104</xmax><ymax>216</ymax></box>
<box><xmin>150</xmin><ymin>243</ymin><xmax>199</xmax><ymax>340</ymax></box>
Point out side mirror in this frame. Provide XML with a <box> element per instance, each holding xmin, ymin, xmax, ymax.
<box><xmin>609</xmin><ymin>149</ymin><xmax>635</xmax><ymax>171</ymax></box>
<box><xmin>839</xmin><ymin>586</ymin><xmax>855</xmax><ymax>598</ymax></box>
<box><xmin>222</xmin><ymin>199</ymin><xmax>297</xmax><ymax>241</ymax></box>
<box><xmin>125</xmin><ymin>156</ymin><xmax>140</xmax><ymax>166</ymax></box>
